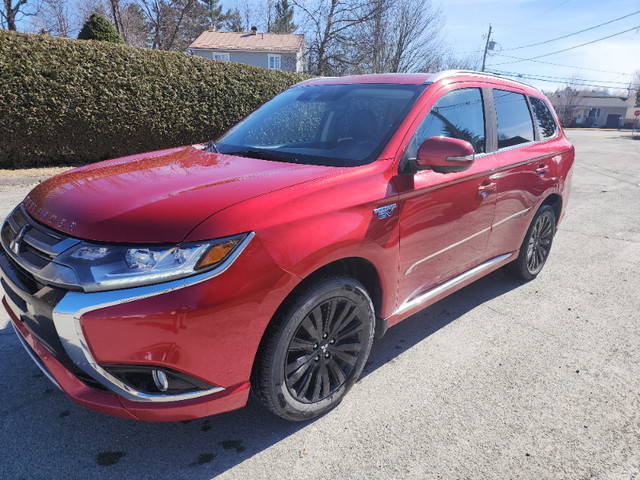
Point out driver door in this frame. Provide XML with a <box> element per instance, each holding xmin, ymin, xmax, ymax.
<box><xmin>394</xmin><ymin>87</ymin><xmax>498</xmax><ymax>309</ymax></box>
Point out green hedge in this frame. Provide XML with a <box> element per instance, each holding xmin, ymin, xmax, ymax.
<box><xmin>0</xmin><ymin>30</ymin><xmax>308</xmax><ymax>168</ymax></box>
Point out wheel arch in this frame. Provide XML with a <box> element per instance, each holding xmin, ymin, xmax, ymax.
<box><xmin>250</xmin><ymin>257</ymin><xmax>384</xmax><ymax>381</ymax></box>
<box><xmin>541</xmin><ymin>193</ymin><xmax>562</xmax><ymax>226</ymax></box>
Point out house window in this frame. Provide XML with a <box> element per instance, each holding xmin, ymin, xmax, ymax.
<box><xmin>213</xmin><ymin>53</ymin><xmax>230</xmax><ymax>61</ymax></box>
<box><xmin>588</xmin><ymin>108</ymin><xmax>601</xmax><ymax>118</ymax></box>
<box><xmin>268</xmin><ymin>54</ymin><xmax>281</xmax><ymax>70</ymax></box>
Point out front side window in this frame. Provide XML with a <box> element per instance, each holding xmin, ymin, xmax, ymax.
<box><xmin>216</xmin><ymin>84</ymin><xmax>426</xmax><ymax>167</ymax></box>
<box><xmin>413</xmin><ymin>88</ymin><xmax>486</xmax><ymax>154</ymax></box>
<box><xmin>588</xmin><ymin>108</ymin><xmax>601</xmax><ymax>118</ymax></box>
<box><xmin>529</xmin><ymin>96</ymin><xmax>557</xmax><ymax>140</ymax></box>
<box><xmin>493</xmin><ymin>90</ymin><xmax>534</xmax><ymax>149</ymax></box>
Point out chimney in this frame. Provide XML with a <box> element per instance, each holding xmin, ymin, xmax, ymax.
<box><xmin>207</xmin><ymin>25</ymin><xmax>216</xmax><ymax>32</ymax></box>
<box><xmin>251</xmin><ymin>26</ymin><xmax>257</xmax><ymax>35</ymax></box>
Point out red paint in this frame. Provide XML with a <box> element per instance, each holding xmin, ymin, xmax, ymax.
<box><xmin>4</xmin><ymin>72</ymin><xmax>574</xmax><ymax>420</ymax></box>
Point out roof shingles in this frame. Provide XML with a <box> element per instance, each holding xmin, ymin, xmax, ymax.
<box><xmin>190</xmin><ymin>31</ymin><xmax>304</xmax><ymax>53</ymax></box>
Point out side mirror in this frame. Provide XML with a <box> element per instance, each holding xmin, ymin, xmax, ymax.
<box><xmin>416</xmin><ymin>136</ymin><xmax>475</xmax><ymax>173</ymax></box>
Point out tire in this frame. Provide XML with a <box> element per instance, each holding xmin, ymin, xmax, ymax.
<box><xmin>509</xmin><ymin>204</ymin><xmax>556</xmax><ymax>280</ymax></box>
<box><xmin>252</xmin><ymin>276</ymin><xmax>375</xmax><ymax>421</ymax></box>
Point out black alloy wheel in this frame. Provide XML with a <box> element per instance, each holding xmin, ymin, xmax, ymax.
<box><xmin>252</xmin><ymin>276</ymin><xmax>375</xmax><ymax>421</ymax></box>
<box><xmin>285</xmin><ymin>296</ymin><xmax>364</xmax><ymax>403</ymax></box>
<box><xmin>510</xmin><ymin>204</ymin><xmax>556</xmax><ymax>280</ymax></box>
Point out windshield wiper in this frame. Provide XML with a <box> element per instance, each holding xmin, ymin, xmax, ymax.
<box><xmin>226</xmin><ymin>150</ymin><xmax>299</xmax><ymax>164</ymax></box>
<box><xmin>206</xmin><ymin>140</ymin><xmax>220</xmax><ymax>153</ymax></box>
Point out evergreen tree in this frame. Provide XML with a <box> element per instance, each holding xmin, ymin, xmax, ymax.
<box><xmin>272</xmin><ymin>0</ymin><xmax>296</xmax><ymax>34</ymax></box>
<box><xmin>78</xmin><ymin>13</ymin><xmax>125</xmax><ymax>43</ymax></box>
<box><xmin>200</xmin><ymin>0</ymin><xmax>225</xmax><ymax>30</ymax></box>
<box><xmin>224</xmin><ymin>7</ymin><xmax>244</xmax><ymax>32</ymax></box>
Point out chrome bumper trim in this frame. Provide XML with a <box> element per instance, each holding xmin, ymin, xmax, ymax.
<box><xmin>10</xmin><ymin>322</ymin><xmax>63</xmax><ymax>391</ymax></box>
<box><xmin>50</xmin><ymin>232</ymin><xmax>255</xmax><ymax>403</ymax></box>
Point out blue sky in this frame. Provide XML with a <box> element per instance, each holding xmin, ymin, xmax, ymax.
<box><xmin>16</xmin><ymin>0</ymin><xmax>638</xmax><ymax>94</ymax></box>
<box><xmin>438</xmin><ymin>0</ymin><xmax>640</xmax><ymax>93</ymax></box>
<box><xmin>219</xmin><ymin>0</ymin><xmax>639</xmax><ymax>94</ymax></box>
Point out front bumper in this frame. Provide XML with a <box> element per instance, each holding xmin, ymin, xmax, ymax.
<box><xmin>1</xmin><ymin>230</ymin><xmax>296</xmax><ymax>421</ymax></box>
<box><xmin>5</xmin><ymin>302</ymin><xmax>250</xmax><ymax>420</ymax></box>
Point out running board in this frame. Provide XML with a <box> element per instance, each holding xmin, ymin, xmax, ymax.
<box><xmin>390</xmin><ymin>253</ymin><xmax>514</xmax><ymax>318</ymax></box>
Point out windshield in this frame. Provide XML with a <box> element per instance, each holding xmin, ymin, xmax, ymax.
<box><xmin>215</xmin><ymin>83</ymin><xmax>426</xmax><ymax>167</ymax></box>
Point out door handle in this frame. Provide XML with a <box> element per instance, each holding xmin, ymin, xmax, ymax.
<box><xmin>536</xmin><ymin>163</ymin><xmax>549</xmax><ymax>176</ymax></box>
<box><xmin>478</xmin><ymin>181</ymin><xmax>497</xmax><ymax>197</ymax></box>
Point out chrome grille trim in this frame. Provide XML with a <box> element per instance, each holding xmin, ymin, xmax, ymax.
<box><xmin>0</xmin><ymin>206</ymin><xmax>81</xmax><ymax>288</ymax></box>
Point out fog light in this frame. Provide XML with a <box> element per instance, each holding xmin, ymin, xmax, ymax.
<box><xmin>103</xmin><ymin>365</ymin><xmax>215</xmax><ymax>395</ymax></box>
<box><xmin>152</xmin><ymin>369</ymin><xmax>169</xmax><ymax>392</ymax></box>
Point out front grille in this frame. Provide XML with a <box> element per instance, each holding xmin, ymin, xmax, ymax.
<box><xmin>1</xmin><ymin>208</ymin><xmax>108</xmax><ymax>393</ymax></box>
<box><xmin>5</xmin><ymin>254</ymin><xmax>41</xmax><ymax>295</ymax></box>
<box><xmin>0</xmin><ymin>206</ymin><xmax>81</xmax><ymax>291</ymax></box>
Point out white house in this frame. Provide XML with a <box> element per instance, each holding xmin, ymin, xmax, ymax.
<box><xmin>189</xmin><ymin>27</ymin><xmax>305</xmax><ymax>73</ymax></box>
<box><xmin>549</xmin><ymin>92</ymin><xmax>637</xmax><ymax>128</ymax></box>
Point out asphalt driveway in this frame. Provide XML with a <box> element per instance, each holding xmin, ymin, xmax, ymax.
<box><xmin>0</xmin><ymin>129</ymin><xmax>638</xmax><ymax>479</ymax></box>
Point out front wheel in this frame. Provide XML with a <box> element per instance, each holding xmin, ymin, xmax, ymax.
<box><xmin>510</xmin><ymin>204</ymin><xmax>556</xmax><ymax>280</ymax></box>
<box><xmin>252</xmin><ymin>277</ymin><xmax>375</xmax><ymax>421</ymax></box>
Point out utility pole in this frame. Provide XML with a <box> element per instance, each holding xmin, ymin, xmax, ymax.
<box><xmin>481</xmin><ymin>24</ymin><xmax>492</xmax><ymax>72</ymax></box>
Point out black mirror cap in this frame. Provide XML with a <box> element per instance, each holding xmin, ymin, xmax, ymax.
<box><xmin>416</xmin><ymin>136</ymin><xmax>475</xmax><ymax>174</ymax></box>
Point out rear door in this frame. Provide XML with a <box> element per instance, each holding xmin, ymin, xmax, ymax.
<box><xmin>484</xmin><ymin>89</ymin><xmax>561</xmax><ymax>258</ymax></box>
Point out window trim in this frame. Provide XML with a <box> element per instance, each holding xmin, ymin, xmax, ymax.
<box><xmin>398</xmin><ymin>86</ymin><xmax>488</xmax><ymax>174</ymax></box>
<box><xmin>492</xmin><ymin>88</ymin><xmax>536</xmax><ymax>151</ymax></box>
<box><xmin>268</xmin><ymin>54</ymin><xmax>281</xmax><ymax>70</ymax></box>
<box><xmin>528</xmin><ymin>95</ymin><xmax>559</xmax><ymax>142</ymax></box>
<box><xmin>212</xmin><ymin>52</ymin><xmax>230</xmax><ymax>61</ymax></box>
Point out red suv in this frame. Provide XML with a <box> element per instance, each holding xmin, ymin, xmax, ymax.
<box><xmin>1</xmin><ymin>71</ymin><xmax>573</xmax><ymax>421</ymax></box>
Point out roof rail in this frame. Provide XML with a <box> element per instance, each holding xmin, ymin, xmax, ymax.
<box><xmin>429</xmin><ymin>70</ymin><xmax>540</xmax><ymax>91</ymax></box>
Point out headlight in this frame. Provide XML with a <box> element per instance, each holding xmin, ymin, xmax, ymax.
<box><xmin>55</xmin><ymin>233</ymin><xmax>248</xmax><ymax>292</ymax></box>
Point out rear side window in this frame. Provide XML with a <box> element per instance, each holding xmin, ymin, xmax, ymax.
<box><xmin>415</xmin><ymin>88</ymin><xmax>485</xmax><ymax>154</ymax></box>
<box><xmin>493</xmin><ymin>90</ymin><xmax>534</xmax><ymax>149</ymax></box>
<box><xmin>529</xmin><ymin>96</ymin><xmax>557</xmax><ymax>139</ymax></box>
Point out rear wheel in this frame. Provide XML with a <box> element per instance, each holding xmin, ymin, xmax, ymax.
<box><xmin>252</xmin><ymin>276</ymin><xmax>375</xmax><ymax>421</ymax></box>
<box><xmin>510</xmin><ymin>204</ymin><xmax>556</xmax><ymax>280</ymax></box>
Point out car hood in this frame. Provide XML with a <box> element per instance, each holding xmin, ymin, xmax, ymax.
<box><xmin>23</xmin><ymin>146</ymin><xmax>340</xmax><ymax>243</ymax></box>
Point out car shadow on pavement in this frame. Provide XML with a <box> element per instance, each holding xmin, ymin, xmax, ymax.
<box><xmin>362</xmin><ymin>267</ymin><xmax>524</xmax><ymax>380</ymax></box>
<box><xmin>0</xmin><ymin>268</ymin><xmax>525</xmax><ymax>479</ymax></box>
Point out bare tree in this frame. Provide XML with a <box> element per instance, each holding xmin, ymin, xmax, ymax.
<box><xmin>119</xmin><ymin>2</ymin><xmax>148</xmax><ymax>46</ymax></box>
<box><xmin>262</xmin><ymin>0</ymin><xmax>274</xmax><ymax>32</ymax></box>
<box><xmin>137</xmin><ymin>0</ymin><xmax>196</xmax><ymax>49</ymax></box>
<box><xmin>1</xmin><ymin>0</ymin><xmax>39</xmax><ymax>30</ymax></box>
<box><xmin>238</xmin><ymin>0</ymin><xmax>253</xmax><ymax>31</ymax></box>
<box><xmin>293</xmin><ymin>0</ymin><xmax>387</xmax><ymax>76</ymax></box>
<box><xmin>35</xmin><ymin>0</ymin><xmax>71</xmax><ymax>36</ymax></box>
<box><xmin>551</xmin><ymin>75</ymin><xmax>585</xmax><ymax>127</ymax></box>
<box><xmin>355</xmin><ymin>0</ymin><xmax>444</xmax><ymax>74</ymax></box>
<box><xmin>77</xmin><ymin>0</ymin><xmax>107</xmax><ymax>26</ymax></box>
<box><xmin>424</xmin><ymin>51</ymin><xmax>481</xmax><ymax>72</ymax></box>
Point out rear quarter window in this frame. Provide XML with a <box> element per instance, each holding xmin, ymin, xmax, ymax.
<box><xmin>493</xmin><ymin>90</ymin><xmax>534</xmax><ymax>149</ymax></box>
<box><xmin>529</xmin><ymin>96</ymin><xmax>558</xmax><ymax>140</ymax></box>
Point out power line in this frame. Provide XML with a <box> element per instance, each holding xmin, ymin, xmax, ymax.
<box><xmin>486</xmin><ymin>71</ymin><xmax>632</xmax><ymax>91</ymax></box>
<box><xmin>488</xmin><ymin>54</ymin><xmax>632</xmax><ymax>76</ymax></box>
<box><xmin>489</xmin><ymin>69</ymin><xmax>631</xmax><ymax>86</ymax></box>
<box><xmin>504</xmin><ymin>9</ymin><xmax>640</xmax><ymax>51</ymax></box>
<box><xmin>509</xmin><ymin>0</ymin><xmax>573</xmax><ymax>28</ymax></box>
<box><xmin>491</xmin><ymin>25</ymin><xmax>640</xmax><ymax>65</ymax></box>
